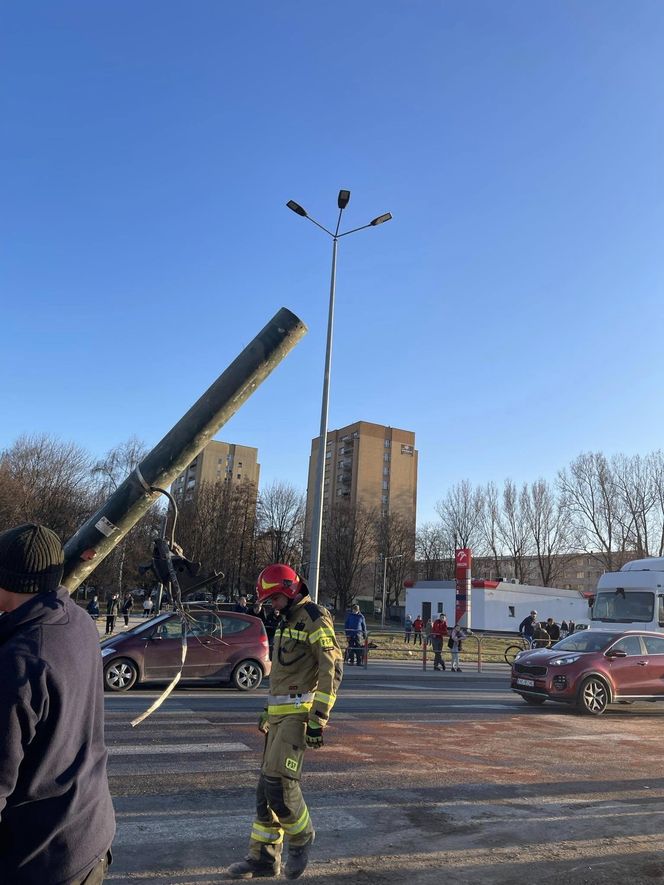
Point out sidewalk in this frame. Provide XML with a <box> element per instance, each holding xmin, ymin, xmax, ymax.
<box><xmin>94</xmin><ymin>612</ymin><xmax>158</xmax><ymax>639</ymax></box>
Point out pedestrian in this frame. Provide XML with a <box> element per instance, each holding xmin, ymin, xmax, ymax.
<box><xmin>424</xmin><ymin>617</ymin><xmax>433</xmax><ymax>648</ymax></box>
<box><xmin>545</xmin><ymin>617</ymin><xmax>560</xmax><ymax>642</ymax></box>
<box><xmin>449</xmin><ymin>623</ymin><xmax>465</xmax><ymax>671</ymax></box>
<box><xmin>0</xmin><ymin>523</ymin><xmax>115</xmax><ymax>884</ymax></box>
<box><xmin>105</xmin><ymin>593</ymin><xmax>120</xmax><ymax>635</ymax></box>
<box><xmin>142</xmin><ymin>595</ymin><xmax>153</xmax><ymax>618</ymax></box>
<box><xmin>121</xmin><ymin>592</ymin><xmax>134</xmax><ymax>627</ymax></box>
<box><xmin>568</xmin><ymin>619</ymin><xmax>576</xmax><ymax>634</ymax></box>
<box><xmin>264</xmin><ymin>606</ymin><xmax>281</xmax><ymax>659</ymax></box>
<box><xmin>532</xmin><ymin>621</ymin><xmax>551</xmax><ymax>648</ymax></box>
<box><xmin>226</xmin><ymin>564</ymin><xmax>343</xmax><ymax>881</ymax></box>
<box><xmin>344</xmin><ymin>603</ymin><xmax>367</xmax><ymax>666</ymax></box>
<box><xmin>404</xmin><ymin>614</ymin><xmax>413</xmax><ymax>643</ymax></box>
<box><xmin>431</xmin><ymin>613</ymin><xmax>448</xmax><ymax>671</ymax></box>
<box><xmin>518</xmin><ymin>610</ymin><xmax>538</xmax><ymax>646</ymax></box>
<box><xmin>87</xmin><ymin>594</ymin><xmax>100</xmax><ymax>621</ymax></box>
<box><xmin>412</xmin><ymin>615</ymin><xmax>423</xmax><ymax>645</ymax></box>
<box><xmin>560</xmin><ymin>619</ymin><xmax>569</xmax><ymax>638</ymax></box>
<box><xmin>234</xmin><ymin>595</ymin><xmax>250</xmax><ymax>614</ymax></box>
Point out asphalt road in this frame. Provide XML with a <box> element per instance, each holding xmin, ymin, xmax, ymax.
<box><xmin>104</xmin><ymin>661</ymin><xmax>664</xmax><ymax>884</ymax></box>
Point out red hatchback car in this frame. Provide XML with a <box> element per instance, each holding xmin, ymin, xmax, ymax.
<box><xmin>511</xmin><ymin>629</ymin><xmax>664</xmax><ymax>715</ymax></box>
<box><xmin>101</xmin><ymin>609</ymin><xmax>271</xmax><ymax>692</ymax></box>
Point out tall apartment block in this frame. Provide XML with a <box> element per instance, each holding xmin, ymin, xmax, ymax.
<box><xmin>171</xmin><ymin>440</ymin><xmax>260</xmax><ymax>506</ymax></box>
<box><xmin>304</xmin><ymin>421</ymin><xmax>418</xmax><ymax>545</ymax></box>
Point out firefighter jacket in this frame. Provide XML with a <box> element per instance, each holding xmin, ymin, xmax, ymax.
<box><xmin>267</xmin><ymin>596</ymin><xmax>343</xmax><ymax>727</ymax></box>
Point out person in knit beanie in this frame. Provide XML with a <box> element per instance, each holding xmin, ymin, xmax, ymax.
<box><xmin>0</xmin><ymin>524</ymin><xmax>115</xmax><ymax>884</ymax></box>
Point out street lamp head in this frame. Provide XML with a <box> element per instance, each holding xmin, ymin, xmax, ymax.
<box><xmin>286</xmin><ymin>200</ymin><xmax>308</xmax><ymax>218</ymax></box>
<box><xmin>370</xmin><ymin>212</ymin><xmax>392</xmax><ymax>227</ymax></box>
<box><xmin>337</xmin><ymin>189</ymin><xmax>351</xmax><ymax>209</ymax></box>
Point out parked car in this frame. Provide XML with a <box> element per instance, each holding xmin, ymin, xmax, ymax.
<box><xmin>511</xmin><ymin>629</ymin><xmax>664</xmax><ymax>715</ymax></box>
<box><xmin>100</xmin><ymin>609</ymin><xmax>270</xmax><ymax>692</ymax></box>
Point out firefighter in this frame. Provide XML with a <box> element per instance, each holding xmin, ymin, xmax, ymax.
<box><xmin>227</xmin><ymin>564</ymin><xmax>343</xmax><ymax>880</ymax></box>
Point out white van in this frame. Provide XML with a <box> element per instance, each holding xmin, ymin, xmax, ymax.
<box><xmin>590</xmin><ymin>557</ymin><xmax>664</xmax><ymax>633</ymax></box>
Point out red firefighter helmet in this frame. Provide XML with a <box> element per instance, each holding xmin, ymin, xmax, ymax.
<box><xmin>256</xmin><ymin>564</ymin><xmax>305</xmax><ymax>603</ymax></box>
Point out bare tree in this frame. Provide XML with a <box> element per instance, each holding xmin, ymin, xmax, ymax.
<box><xmin>495</xmin><ymin>480</ymin><xmax>531</xmax><ymax>583</ymax></box>
<box><xmin>611</xmin><ymin>453</ymin><xmax>658</xmax><ymax>558</ymax></box>
<box><xmin>477</xmin><ymin>482</ymin><xmax>502</xmax><ymax>577</ymax></box>
<box><xmin>176</xmin><ymin>480</ymin><xmax>258</xmax><ymax>600</ymax></box>
<box><xmin>256</xmin><ymin>481</ymin><xmax>305</xmax><ymax>566</ymax></box>
<box><xmin>435</xmin><ymin>480</ymin><xmax>483</xmax><ymax>550</ymax></box>
<box><xmin>558</xmin><ymin>452</ymin><xmax>628</xmax><ymax>571</ymax></box>
<box><xmin>321</xmin><ymin>503</ymin><xmax>375</xmax><ymax>612</ymax></box>
<box><xmin>375</xmin><ymin>511</ymin><xmax>415</xmax><ymax>610</ymax></box>
<box><xmin>650</xmin><ymin>450</ymin><xmax>664</xmax><ymax>557</ymax></box>
<box><xmin>415</xmin><ymin>522</ymin><xmax>454</xmax><ymax>580</ymax></box>
<box><xmin>89</xmin><ymin>437</ymin><xmax>155</xmax><ymax>597</ymax></box>
<box><xmin>522</xmin><ymin>478</ymin><xmax>573</xmax><ymax>586</ymax></box>
<box><xmin>0</xmin><ymin>433</ymin><xmax>94</xmax><ymax>539</ymax></box>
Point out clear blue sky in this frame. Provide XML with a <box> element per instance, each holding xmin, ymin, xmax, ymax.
<box><xmin>2</xmin><ymin>1</ymin><xmax>663</xmax><ymax>525</ymax></box>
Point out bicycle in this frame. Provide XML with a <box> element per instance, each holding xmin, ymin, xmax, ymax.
<box><xmin>504</xmin><ymin>636</ymin><xmax>551</xmax><ymax>665</ymax></box>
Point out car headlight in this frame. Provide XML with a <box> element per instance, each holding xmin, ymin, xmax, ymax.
<box><xmin>514</xmin><ymin>650</ymin><xmax>527</xmax><ymax>661</ymax></box>
<box><xmin>549</xmin><ymin>654</ymin><xmax>581</xmax><ymax>666</ymax></box>
<box><xmin>101</xmin><ymin>647</ymin><xmax>118</xmax><ymax>657</ymax></box>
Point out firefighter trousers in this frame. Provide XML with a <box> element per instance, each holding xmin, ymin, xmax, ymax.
<box><xmin>247</xmin><ymin>714</ymin><xmax>315</xmax><ymax>864</ymax></box>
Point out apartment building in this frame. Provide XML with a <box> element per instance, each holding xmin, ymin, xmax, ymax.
<box><xmin>304</xmin><ymin>421</ymin><xmax>418</xmax><ymax>547</ymax></box>
<box><xmin>171</xmin><ymin>440</ymin><xmax>260</xmax><ymax>506</ymax></box>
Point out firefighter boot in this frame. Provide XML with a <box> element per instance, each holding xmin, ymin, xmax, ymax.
<box><xmin>227</xmin><ymin>857</ymin><xmax>281</xmax><ymax>879</ymax></box>
<box><xmin>284</xmin><ymin>834</ymin><xmax>315</xmax><ymax>880</ymax></box>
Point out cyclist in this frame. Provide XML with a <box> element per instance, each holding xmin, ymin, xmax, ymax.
<box><xmin>518</xmin><ymin>610</ymin><xmax>538</xmax><ymax>646</ymax></box>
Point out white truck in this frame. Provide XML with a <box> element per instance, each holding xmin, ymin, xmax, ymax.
<box><xmin>590</xmin><ymin>557</ymin><xmax>664</xmax><ymax>633</ymax></box>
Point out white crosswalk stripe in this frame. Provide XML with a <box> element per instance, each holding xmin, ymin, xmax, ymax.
<box><xmin>115</xmin><ymin>808</ymin><xmax>364</xmax><ymax>845</ymax></box>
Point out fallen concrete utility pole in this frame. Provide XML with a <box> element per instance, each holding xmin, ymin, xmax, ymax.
<box><xmin>62</xmin><ymin>306</ymin><xmax>307</xmax><ymax>592</ymax></box>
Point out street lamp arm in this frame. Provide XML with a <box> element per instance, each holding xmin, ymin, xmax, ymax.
<box><xmin>304</xmin><ymin>215</ymin><xmax>336</xmax><ymax>238</ymax></box>
<box><xmin>337</xmin><ymin>222</ymin><xmax>374</xmax><ymax>238</ymax></box>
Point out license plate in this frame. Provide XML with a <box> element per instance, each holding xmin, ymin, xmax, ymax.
<box><xmin>516</xmin><ymin>677</ymin><xmax>535</xmax><ymax>688</ymax></box>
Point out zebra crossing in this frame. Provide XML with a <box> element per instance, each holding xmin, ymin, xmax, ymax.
<box><xmin>103</xmin><ymin>697</ymin><xmax>367</xmax><ymax>882</ymax></box>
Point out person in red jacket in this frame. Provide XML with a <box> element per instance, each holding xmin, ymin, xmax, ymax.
<box><xmin>431</xmin><ymin>613</ymin><xmax>449</xmax><ymax>671</ymax></box>
<box><xmin>412</xmin><ymin>615</ymin><xmax>424</xmax><ymax>645</ymax></box>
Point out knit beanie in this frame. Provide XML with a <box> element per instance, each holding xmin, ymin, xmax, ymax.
<box><xmin>0</xmin><ymin>523</ymin><xmax>65</xmax><ymax>594</ymax></box>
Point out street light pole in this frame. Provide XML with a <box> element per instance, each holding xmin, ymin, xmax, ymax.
<box><xmin>307</xmin><ymin>236</ymin><xmax>337</xmax><ymax>607</ymax></box>
<box><xmin>287</xmin><ymin>192</ymin><xmax>392</xmax><ymax>603</ymax></box>
<box><xmin>381</xmin><ymin>553</ymin><xmax>403</xmax><ymax>629</ymax></box>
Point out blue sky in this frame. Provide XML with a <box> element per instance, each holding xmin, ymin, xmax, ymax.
<box><xmin>2</xmin><ymin>1</ymin><xmax>663</xmax><ymax>525</ymax></box>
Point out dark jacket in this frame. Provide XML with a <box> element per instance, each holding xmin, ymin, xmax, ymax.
<box><xmin>519</xmin><ymin>615</ymin><xmax>536</xmax><ymax>638</ymax></box>
<box><xmin>0</xmin><ymin>588</ymin><xmax>115</xmax><ymax>884</ymax></box>
<box><xmin>106</xmin><ymin>597</ymin><xmax>120</xmax><ymax>616</ymax></box>
<box><xmin>121</xmin><ymin>595</ymin><xmax>134</xmax><ymax>614</ymax></box>
<box><xmin>86</xmin><ymin>598</ymin><xmax>100</xmax><ymax>617</ymax></box>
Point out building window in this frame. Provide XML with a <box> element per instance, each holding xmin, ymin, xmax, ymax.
<box><xmin>326</xmin><ymin>451</ymin><xmax>332</xmax><ymax>459</ymax></box>
<box><xmin>381</xmin><ymin>495</ymin><xmax>388</xmax><ymax>504</ymax></box>
<box><xmin>508</xmin><ymin>606</ymin><xmax>515</xmax><ymax>618</ymax></box>
<box><xmin>237</xmin><ymin>473</ymin><xmax>241</xmax><ymax>479</ymax></box>
<box><xmin>437</xmin><ymin>604</ymin><xmax>444</xmax><ymax>614</ymax></box>
<box><xmin>383</xmin><ymin>467</ymin><xmax>389</xmax><ymax>476</ymax></box>
<box><xmin>384</xmin><ymin>453</ymin><xmax>390</xmax><ymax>462</ymax></box>
<box><xmin>382</xmin><ymin>480</ymin><xmax>388</xmax><ymax>490</ymax></box>
<box><xmin>238</xmin><ymin>461</ymin><xmax>243</xmax><ymax>467</ymax></box>
<box><xmin>384</xmin><ymin>439</ymin><xmax>391</xmax><ymax>448</ymax></box>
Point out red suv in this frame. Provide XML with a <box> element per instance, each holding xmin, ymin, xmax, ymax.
<box><xmin>101</xmin><ymin>609</ymin><xmax>271</xmax><ymax>692</ymax></box>
<box><xmin>511</xmin><ymin>629</ymin><xmax>664</xmax><ymax>715</ymax></box>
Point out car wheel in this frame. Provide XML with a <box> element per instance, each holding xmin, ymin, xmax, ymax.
<box><xmin>104</xmin><ymin>658</ymin><xmax>139</xmax><ymax>692</ymax></box>
<box><xmin>578</xmin><ymin>676</ymin><xmax>609</xmax><ymax>715</ymax></box>
<box><xmin>522</xmin><ymin>694</ymin><xmax>546</xmax><ymax>706</ymax></box>
<box><xmin>232</xmin><ymin>660</ymin><xmax>263</xmax><ymax>691</ymax></box>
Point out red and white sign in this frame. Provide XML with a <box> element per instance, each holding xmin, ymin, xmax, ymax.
<box><xmin>455</xmin><ymin>548</ymin><xmax>472</xmax><ymax>628</ymax></box>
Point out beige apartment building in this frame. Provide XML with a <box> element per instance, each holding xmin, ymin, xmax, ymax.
<box><xmin>304</xmin><ymin>421</ymin><xmax>418</xmax><ymax>548</ymax></box>
<box><xmin>171</xmin><ymin>440</ymin><xmax>260</xmax><ymax>506</ymax></box>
